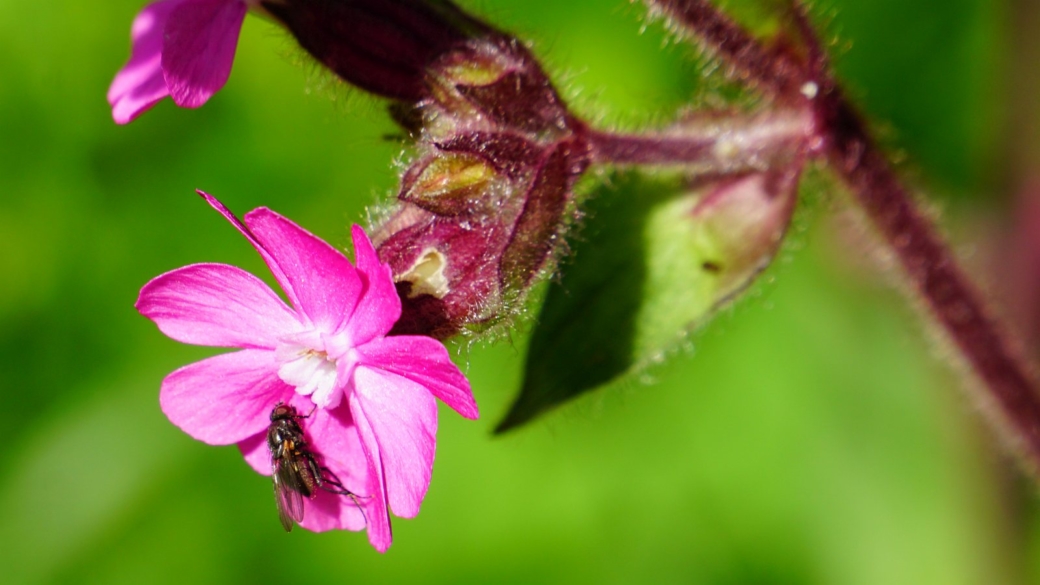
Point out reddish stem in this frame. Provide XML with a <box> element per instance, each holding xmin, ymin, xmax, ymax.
<box><xmin>648</xmin><ymin>0</ymin><xmax>1040</xmax><ymax>466</ymax></box>
<box><xmin>645</xmin><ymin>0</ymin><xmax>806</xmax><ymax>99</ymax></box>
<box><xmin>823</xmin><ymin>90</ymin><xmax>1040</xmax><ymax>462</ymax></box>
<box><xmin>585</xmin><ymin>129</ymin><xmax>716</xmax><ymax>165</ymax></box>
<box><xmin>583</xmin><ymin>108</ymin><xmax>811</xmax><ymax>170</ymax></box>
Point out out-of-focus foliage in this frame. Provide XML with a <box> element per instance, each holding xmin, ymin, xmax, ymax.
<box><xmin>0</xmin><ymin>1</ymin><xmax>1029</xmax><ymax>584</ymax></box>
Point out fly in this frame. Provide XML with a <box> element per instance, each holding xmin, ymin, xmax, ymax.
<box><xmin>267</xmin><ymin>402</ymin><xmax>363</xmax><ymax>531</ymax></box>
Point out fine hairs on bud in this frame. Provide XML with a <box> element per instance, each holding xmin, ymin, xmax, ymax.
<box><xmin>372</xmin><ymin>34</ymin><xmax>592</xmax><ymax>339</ymax></box>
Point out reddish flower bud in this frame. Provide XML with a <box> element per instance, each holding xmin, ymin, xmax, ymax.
<box><xmin>370</xmin><ymin>36</ymin><xmax>591</xmax><ymax>339</ymax></box>
<box><xmin>424</xmin><ymin>36</ymin><xmax>574</xmax><ymax>137</ymax></box>
<box><xmin>260</xmin><ymin>0</ymin><xmax>491</xmax><ymax>101</ymax></box>
<box><xmin>682</xmin><ymin>168</ymin><xmax>800</xmax><ymax>298</ymax></box>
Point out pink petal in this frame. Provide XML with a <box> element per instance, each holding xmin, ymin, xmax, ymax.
<box><xmin>137</xmin><ymin>262</ymin><xmax>301</xmax><ymax>348</ymax></box>
<box><xmin>358</xmin><ymin>335</ymin><xmax>478</xmax><ymax>419</ymax></box>
<box><xmin>350</xmin><ymin>394</ymin><xmax>394</xmax><ymax>552</ymax></box>
<box><xmin>108</xmin><ymin>0</ymin><xmax>182</xmax><ymax>124</ymax></box>
<box><xmin>346</xmin><ymin>225</ymin><xmax>402</xmax><ymax>344</ymax></box>
<box><xmin>243</xmin><ymin>208</ymin><xmax>363</xmax><ymax>331</ymax></box>
<box><xmin>162</xmin><ymin>0</ymin><xmax>247</xmax><ymax>108</ymax></box>
<box><xmin>303</xmin><ymin>487</ymin><xmax>374</xmax><ymax>536</ymax></box>
<box><xmin>160</xmin><ymin>348</ymin><xmax>293</xmax><ymax>444</ymax></box>
<box><xmin>198</xmin><ymin>191</ymin><xmax>300</xmax><ymax>310</ymax></box>
<box><xmin>351</xmin><ymin>366</ymin><xmax>437</xmax><ymax>519</ymax></box>
<box><xmin>297</xmin><ymin>407</ymin><xmax>371</xmax><ymax>534</ymax></box>
<box><xmin>237</xmin><ymin>432</ymin><xmax>270</xmax><ymax>475</ymax></box>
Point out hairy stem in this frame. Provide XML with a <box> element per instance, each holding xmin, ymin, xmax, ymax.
<box><xmin>823</xmin><ymin>90</ymin><xmax>1040</xmax><ymax>465</ymax></box>
<box><xmin>584</xmin><ymin>108</ymin><xmax>811</xmax><ymax>170</ymax></box>
<box><xmin>647</xmin><ymin>0</ymin><xmax>1040</xmax><ymax>467</ymax></box>
<box><xmin>644</xmin><ymin>0</ymin><xmax>806</xmax><ymax>99</ymax></box>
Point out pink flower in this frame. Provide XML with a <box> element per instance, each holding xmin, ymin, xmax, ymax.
<box><xmin>108</xmin><ymin>0</ymin><xmax>253</xmax><ymax>124</ymax></box>
<box><xmin>136</xmin><ymin>191</ymin><xmax>479</xmax><ymax>551</ymax></box>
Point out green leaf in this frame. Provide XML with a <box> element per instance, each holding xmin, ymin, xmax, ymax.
<box><xmin>497</xmin><ymin>169</ymin><xmax>799</xmax><ymax>432</ymax></box>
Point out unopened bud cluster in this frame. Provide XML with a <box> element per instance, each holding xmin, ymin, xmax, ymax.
<box><xmin>261</xmin><ymin>1</ymin><xmax>596</xmax><ymax>338</ymax></box>
<box><xmin>262</xmin><ymin>0</ymin><xmax>813</xmax><ymax>340</ymax></box>
<box><xmin>370</xmin><ymin>35</ymin><xmax>593</xmax><ymax>338</ymax></box>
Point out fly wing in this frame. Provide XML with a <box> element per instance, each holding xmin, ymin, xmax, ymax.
<box><xmin>273</xmin><ymin>459</ymin><xmax>306</xmax><ymax>532</ymax></box>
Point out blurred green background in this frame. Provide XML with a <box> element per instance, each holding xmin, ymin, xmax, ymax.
<box><xmin>1</xmin><ymin>0</ymin><xmax>1036</xmax><ymax>583</ymax></box>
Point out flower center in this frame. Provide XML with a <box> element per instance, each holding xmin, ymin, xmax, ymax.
<box><xmin>275</xmin><ymin>330</ymin><xmax>358</xmax><ymax>409</ymax></box>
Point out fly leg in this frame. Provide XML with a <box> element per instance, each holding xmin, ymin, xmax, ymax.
<box><xmin>313</xmin><ymin>463</ymin><xmax>368</xmax><ymax>525</ymax></box>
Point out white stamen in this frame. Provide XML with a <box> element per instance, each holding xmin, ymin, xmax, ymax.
<box><xmin>397</xmin><ymin>248</ymin><xmax>450</xmax><ymax>299</ymax></box>
<box><xmin>278</xmin><ymin>348</ymin><xmax>338</xmax><ymax>404</ymax></box>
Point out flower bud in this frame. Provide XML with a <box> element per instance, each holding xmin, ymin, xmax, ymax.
<box><xmin>423</xmin><ymin>36</ymin><xmax>574</xmax><ymax>138</ymax></box>
<box><xmin>681</xmin><ymin>167</ymin><xmax>800</xmax><ymax>300</ymax></box>
<box><xmin>370</xmin><ymin>35</ymin><xmax>591</xmax><ymax>339</ymax></box>
<box><xmin>260</xmin><ymin>0</ymin><xmax>492</xmax><ymax>101</ymax></box>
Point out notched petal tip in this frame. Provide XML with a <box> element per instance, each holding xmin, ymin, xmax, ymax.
<box><xmin>351</xmin><ymin>224</ymin><xmax>377</xmax><ymax>260</ymax></box>
<box><xmin>351</xmin><ymin>224</ymin><xmax>392</xmax><ymax>281</ymax></box>
<box><xmin>161</xmin><ymin>0</ymin><xmax>248</xmax><ymax>108</ymax></box>
<box><xmin>239</xmin><ymin>209</ymin><xmax>364</xmax><ymax>329</ymax></box>
<box><xmin>196</xmin><ymin>189</ymin><xmax>252</xmax><ymax>239</ymax></box>
<box><xmin>195</xmin><ymin>190</ymin><xmax>305</xmax><ymax>304</ymax></box>
<box><xmin>108</xmin><ymin>1</ymin><xmax>179</xmax><ymax>124</ymax></box>
<box><xmin>347</xmin><ymin>224</ymin><xmax>402</xmax><ymax>342</ymax></box>
<box><xmin>109</xmin><ymin>95</ymin><xmax>164</xmax><ymax>125</ymax></box>
<box><xmin>197</xmin><ymin>188</ymin><xmax>225</xmax><ymax>211</ymax></box>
